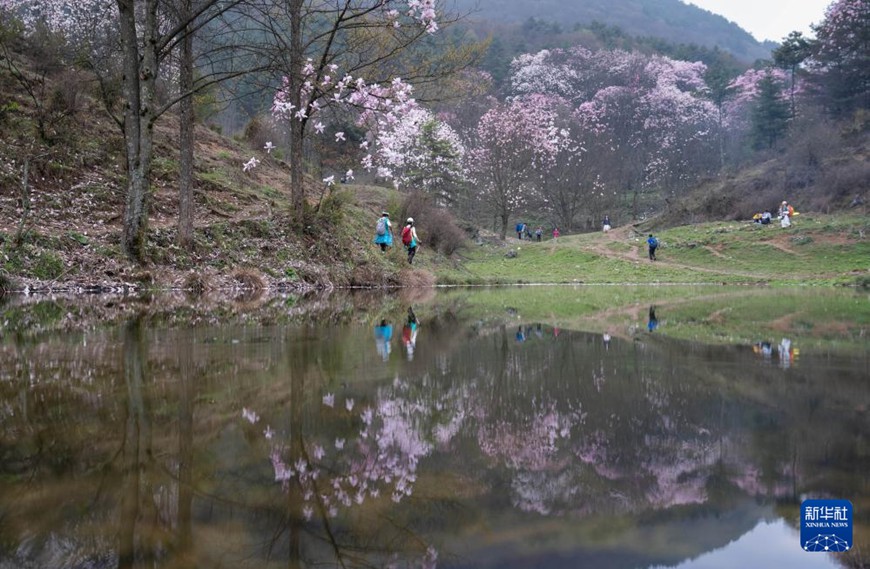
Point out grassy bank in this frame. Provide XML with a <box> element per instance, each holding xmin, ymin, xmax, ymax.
<box><xmin>438</xmin><ymin>214</ymin><xmax>870</xmax><ymax>287</ymax></box>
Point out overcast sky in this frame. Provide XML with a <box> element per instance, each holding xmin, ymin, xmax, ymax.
<box><xmin>686</xmin><ymin>0</ymin><xmax>832</xmax><ymax>42</ymax></box>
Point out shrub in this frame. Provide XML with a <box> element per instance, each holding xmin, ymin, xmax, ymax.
<box><xmin>399</xmin><ymin>192</ymin><xmax>466</xmax><ymax>255</ymax></box>
<box><xmin>230</xmin><ymin>267</ymin><xmax>266</xmax><ymax>291</ymax></box>
<box><xmin>31</xmin><ymin>250</ymin><xmax>64</xmax><ymax>280</ymax></box>
<box><xmin>183</xmin><ymin>271</ymin><xmax>209</xmax><ymax>296</ymax></box>
<box><xmin>0</xmin><ymin>270</ymin><xmax>13</xmax><ymax>293</ymax></box>
<box><xmin>243</xmin><ymin>114</ymin><xmax>283</xmax><ymax>151</ymax></box>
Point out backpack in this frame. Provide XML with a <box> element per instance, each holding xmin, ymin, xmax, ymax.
<box><xmin>401</xmin><ymin>225</ymin><xmax>413</xmax><ymax>246</ymax></box>
<box><xmin>649</xmin><ymin>237</ymin><xmax>658</xmax><ymax>248</ymax></box>
<box><xmin>376</xmin><ymin>217</ymin><xmax>386</xmax><ymax>236</ymax></box>
<box><xmin>788</xmin><ymin>205</ymin><xmax>794</xmax><ymax>216</ymax></box>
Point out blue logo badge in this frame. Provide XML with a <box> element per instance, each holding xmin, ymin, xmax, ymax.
<box><xmin>800</xmin><ymin>499</ymin><xmax>853</xmax><ymax>552</ymax></box>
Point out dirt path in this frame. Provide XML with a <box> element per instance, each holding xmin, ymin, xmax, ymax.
<box><xmin>581</xmin><ymin>224</ymin><xmax>762</xmax><ymax>280</ymax></box>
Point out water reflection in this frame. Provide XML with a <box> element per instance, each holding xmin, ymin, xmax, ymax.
<box><xmin>374</xmin><ymin>320</ymin><xmax>393</xmax><ymax>361</ymax></box>
<box><xmin>0</xmin><ymin>301</ymin><xmax>868</xmax><ymax>568</ymax></box>
<box><xmin>648</xmin><ymin>305</ymin><xmax>659</xmax><ymax>332</ymax></box>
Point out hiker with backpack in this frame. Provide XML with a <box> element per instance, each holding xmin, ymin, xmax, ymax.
<box><xmin>647</xmin><ymin>234</ymin><xmax>658</xmax><ymax>261</ymax></box>
<box><xmin>373</xmin><ymin>211</ymin><xmax>393</xmax><ymax>252</ymax></box>
<box><xmin>401</xmin><ymin>218</ymin><xmax>420</xmax><ymax>264</ymax></box>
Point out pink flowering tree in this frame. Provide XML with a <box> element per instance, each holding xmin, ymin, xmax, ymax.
<box><xmin>242</xmin><ymin>377</ymin><xmax>469</xmax><ymax>566</ymax></box>
<box><xmin>249</xmin><ymin>0</ymin><xmax>449</xmax><ymax>225</ymax></box>
<box><xmin>467</xmin><ymin>94</ymin><xmax>571</xmax><ymax>239</ymax></box>
<box><xmin>809</xmin><ymin>0</ymin><xmax>870</xmax><ymax>114</ymax></box>
<box><xmin>370</xmin><ymin>107</ymin><xmax>467</xmax><ymax>204</ymax></box>
<box><xmin>509</xmin><ymin>48</ymin><xmax>719</xmax><ymax>218</ymax></box>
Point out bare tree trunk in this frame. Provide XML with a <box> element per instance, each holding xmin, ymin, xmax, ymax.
<box><xmin>178</xmin><ymin>0</ymin><xmax>195</xmax><ymax>250</ymax></box>
<box><xmin>118</xmin><ymin>0</ymin><xmax>159</xmax><ymax>262</ymax></box>
<box><xmin>288</xmin><ymin>0</ymin><xmax>305</xmax><ymax>228</ymax></box>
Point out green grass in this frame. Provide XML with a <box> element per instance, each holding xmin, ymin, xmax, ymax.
<box><xmin>429</xmin><ymin>285</ymin><xmax>870</xmax><ymax>353</ymax></box>
<box><xmin>438</xmin><ymin>214</ymin><xmax>869</xmax><ymax>286</ymax></box>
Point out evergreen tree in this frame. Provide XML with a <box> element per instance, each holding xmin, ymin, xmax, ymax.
<box><xmin>750</xmin><ymin>72</ymin><xmax>790</xmax><ymax>149</ymax></box>
<box><xmin>773</xmin><ymin>31</ymin><xmax>812</xmax><ymax>118</ymax></box>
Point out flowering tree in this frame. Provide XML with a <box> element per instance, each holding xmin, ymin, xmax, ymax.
<box><xmin>468</xmin><ymin>95</ymin><xmax>571</xmax><ymax>239</ymax></box>
<box><xmin>809</xmin><ymin>0</ymin><xmax>870</xmax><ymax>115</ymax></box>
<box><xmin>508</xmin><ymin>48</ymin><xmax>719</xmax><ymax>218</ymax></box>
<box><xmin>248</xmin><ymin>0</ymin><xmax>447</xmax><ymax>225</ymax></box>
<box><xmin>371</xmin><ymin>107</ymin><xmax>466</xmax><ymax>203</ymax></box>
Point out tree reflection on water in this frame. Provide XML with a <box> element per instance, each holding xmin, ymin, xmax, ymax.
<box><xmin>0</xmin><ymin>302</ymin><xmax>867</xmax><ymax>568</ymax></box>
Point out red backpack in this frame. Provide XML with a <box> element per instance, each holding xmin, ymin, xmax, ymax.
<box><xmin>401</xmin><ymin>225</ymin><xmax>412</xmax><ymax>245</ymax></box>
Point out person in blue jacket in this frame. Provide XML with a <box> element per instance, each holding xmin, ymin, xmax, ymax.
<box><xmin>373</xmin><ymin>211</ymin><xmax>393</xmax><ymax>252</ymax></box>
<box><xmin>647</xmin><ymin>234</ymin><xmax>658</xmax><ymax>261</ymax></box>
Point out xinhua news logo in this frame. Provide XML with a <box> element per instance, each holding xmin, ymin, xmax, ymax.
<box><xmin>800</xmin><ymin>499</ymin><xmax>853</xmax><ymax>552</ymax></box>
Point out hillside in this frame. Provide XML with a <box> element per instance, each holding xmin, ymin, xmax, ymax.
<box><xmin>455</xmin><ymin>0</ymin><xmax>774</xmax><ymax>62</ymax></box>
<box><xmin>0</xmin><ymin>49</ymin><xmax>443</xmax><ymax>294</ymax></box>
<box><xmin>2</xmin><ymin>33</ymin><xmax>868</xmax><ymax>296</ymax></box>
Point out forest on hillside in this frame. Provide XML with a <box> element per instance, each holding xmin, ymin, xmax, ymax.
<box><xmin>0</xmin><ymin>0</ymin><xmax>868</xmax><ymax>259</ymax></box>
<box><xmin>452</xmin><ymin>0</ymin><xmax>775</xmax><ymax>62</ymax></box>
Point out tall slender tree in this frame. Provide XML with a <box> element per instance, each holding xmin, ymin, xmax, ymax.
<box><xmin>773</xmin><ymin>31</ymin><xmax>811</xmax><ymax>119</ymax></box>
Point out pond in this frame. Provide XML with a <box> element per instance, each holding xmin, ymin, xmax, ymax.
<box><xmin>0</xmin><ymin>286</ymin><xmax>868</xmax><ymax>568</ymax></box>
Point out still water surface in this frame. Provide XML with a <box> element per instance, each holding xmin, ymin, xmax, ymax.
<box><xmin>0</xmin><ymin>288</ymin><xmax>867</xmax><ymax>568</ymax></box>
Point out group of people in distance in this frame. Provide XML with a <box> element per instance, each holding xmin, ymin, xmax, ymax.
<box><xmin>515</xmin><ymin>222</ymin><xmax>559</xmax><ymax>241</ymax></box>
<box><xmin>373</xmin><ymin>211</ymin><xmax>420</xmax><ymax>264</ymax></box>
<box><xmin>753</xmin><ymin>200</ymin><xmax>796</xmax><ymax>228</ymax></box>
<box><xmin>373</xmin><ymin>210</ymin><xmax>671</xmax><ymax>263</ymax></box>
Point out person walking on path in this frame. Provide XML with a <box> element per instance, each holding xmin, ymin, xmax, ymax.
<box><xmin>603</xmin><ymin>215</ymin><xmax>611</xmax><ymax>232</ymax></box>
<box><xmin>516</xmin><ymin>222</ymin><xmax>525</xmax><ymax>240</ymax></box>
<box><xmin>535</xmin><ymin>226</ymin><xmax>543</xmax><ymax>242</ymax></box>
<box><xmin>552</xmin><ymin>227</ymin><xmax>560</xmax><ymax>240</ymax></box>
<box><xmin>373</xmin><ymin>211</ymin><xmax>393</xmax><ymax>252</ymax></box>
<box><xmin>402</xmin><ymin>218</ymin><xmax>420</xmax><ymax>264</ymax></box>
<box><xmin>647</xmin><ymin>233</ymin><xmax>658</xmax><ymax>261</ymax></box>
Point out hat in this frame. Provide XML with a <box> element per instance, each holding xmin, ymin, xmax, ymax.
<box><xmin>407</xmin><ymin>217</ymin><xmax>414</xmax><ymax>223</ymax></box>
<box><xmin>782</xmin><ymin>201</ymin><xmax>787</xmax><ymax>204</ymax></box>
<box><xmin>381</xmin><ymin>211</ymin><xmax>389</xmax><ymax>216</ymax></box>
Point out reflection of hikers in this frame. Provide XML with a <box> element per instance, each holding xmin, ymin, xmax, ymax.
<box><xmin>603</xmin><ymin>215</ymin><xmax>611</xmax><ymax>232</ymax></box>
<box><xmin>778</xmin><ymin>338</ymin><xmax>792</xmax><ymax>369</ymax></box>
<box><xmin>647</xmin><ymin>234</ymin><xmax>658</xmax><ymax>261</ymax></box>
<box><xmin>374</xmin><ymin>320</ymin><xmax>393</xmax><ymax>361</ymax></box>
<box><xmin>603</xmin><ymin>333</ymin><xmax>611</xmax><ymax>350</ymax></box>
<box><xmin>648</xmin><ymin>306</ymin><xmax>658</xmax><ymax>332</ymax></box>
<box><xmin>401</xmin><ymin>323</ymin><xmax>418</xmax><ymax>360</ymax></box>
<box><xmin>516</xmin><ymin>326</ymin><xmax>526</xmax><ymax>342</ymax></box>
<box><xmin>401</xmin><ymin>218</ymin><xmax>420</xmax><ymax>264</ymax></box>
<box><xmin>373</xmin><ymin>211</ymin><xmax>392</xmax><ymax>252</ymax></box>
<box><xmin>407</xmin><ymin>306</ymin><xmax>418</xmax><ymax>325</ymax></box>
